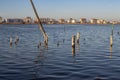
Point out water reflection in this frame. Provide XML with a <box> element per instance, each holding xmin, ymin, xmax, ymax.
<box><xmin>37</xmin><ymin>41</ymin><xmax>48</xmax><ymax>50</ymax></box>
<box><xmin>34</xmin><ymin>49</ymin><xmax>46</xmax><ymax>65</ymax></box>
<box><xmin>76</xmin><ymin>43</ymin><xmax>80</xmax><ymax>52</ymax></box>
<box><xmin>63</xmin><ymin>39</ymin><xmax>65</xmax><ymax>43</ymax></box>
<box><xmin>57</xmin><ymin>41</ymin><xmax>60</xmax><ymax>47</ymax></box>
<box><xmin>109</xmin><ymin>46</ymin><xmax>112</xmax><ymax>58</ymax></box>
<box><xmin>2</xmin><ymin>24</ymin><xmax>120</xmax><ymax>80</ymax></box>
<box><xmin>72</xmin><ymin>43</ymin><xmax>80</xmax><ymax>56</ymax></box>
<box><xmin>72</xmin><ymin>47</ymin><xmax>75</xmax><ymax>57</ymax></box>
<box><xmin>32</xmin><ymin>47</ymin><xmax>47</xmax><ymax>80</ymax></box>
<box><xmin>31</xmin><ymin>71</ymin><xmax>38</xmax><ymax>80</ymax></box>
<box><xmin>56</xmin><ymin>39</ymin><xmax>65</xmax><ymax>47</ymax></box>
<box><xmin>94</xmin><ymin>77</ymin><xmax>107</xmax><ymax>80</ymax></box>
<box><xmin>72</xmin><ymin>49</ymin><xmax>76</xmax><ymax>64</ymax></box>
<box><xmin>10</xmin><ymin>44</ymin><xmax>12</xmax><ymax>48</ymax></box>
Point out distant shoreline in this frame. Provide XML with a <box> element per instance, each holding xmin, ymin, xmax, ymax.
<box><xmin>0</xmin><ymin>23</ymin><xmax>118</xmax><ymax>25</ymax></box>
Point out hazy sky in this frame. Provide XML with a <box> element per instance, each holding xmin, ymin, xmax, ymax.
<box><xmin>0</xmin><ymin>0</ymin><xmax>120</xmax><ymax>21</ymax></box>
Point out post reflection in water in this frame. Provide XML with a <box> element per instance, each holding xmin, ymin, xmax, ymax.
<box><xmin>34</xmin><ymin>48</ymin><xmax>46</xmax><ymax>65</ymax></box>
<box><xmin>31</xmin><ymin>71</ymin><xmax>38</xmax><ymax>80</ymax></box>
<box><xmin>76</xmin><ymin>43</ymin><xmax>80</xmax><ymax>52</ymax></box>
<box><xmin>32</xmin><ymin>47</ymin><xmax>47</xmax><ymax>80</ymax></box>
<box><xmin>72</xmin><ymin>47</ymin><xmax>76</xmax><ymax>64</ymax></box>
<box><xmin>109</xmin><ymin>46</ymin><xmax>112</xmax><ymax>58</ymax></box>
<box><xmin>72</xmin><ymin>42</ymin><xmax>80</xmax><ymax>59</ymax></box>
<box><xmin>72</xmin><ymin>47</ymin><xmax>75</xmax><ymax>57</ymax></box>
<box><xmin>2</xmin><ymin>24</ymin><xmax>120</xmax><ymax>80</ymax></box>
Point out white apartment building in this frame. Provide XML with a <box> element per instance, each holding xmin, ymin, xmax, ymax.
<box><xmin>90</xmin><ymin>19</ymin><xmax>98</xmax><ymax>24</ymax></box>
<box><xmin>24</xmin><ymin>17</ymin><xmax>33</xmax><ymax>23</ymax></box>
<box><xmin>80</xmin><ymin>18</ymin><xmax>87</xmax><ymax>24</ymax></box>
<box><xmin>0</xmin><ymin>16</ymin><xmax>2</xmax><ymax>23</ymax></box>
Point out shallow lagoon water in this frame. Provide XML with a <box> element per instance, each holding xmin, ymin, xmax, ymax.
<box><xmin>0</xmin><ymin>24</ymin><xmax>120</xmax><ymax>80</ymax></box>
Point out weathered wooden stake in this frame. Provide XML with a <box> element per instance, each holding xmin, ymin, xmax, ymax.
<box><xmin>37</xmin><ymin>41</ymin><xmax>41</xmax><ymax>48</ymax></box>
<box><xmin>15</xmin><ymin>36</ymin><xmax>19</xmax><ymax>45</ymax></box>
<box><xmin>111</xmin><ymin>24</ymin><xmax>114</xmax><ymax>35</ymax></box>
<box><xmin>10</xmin><ymin>37</ymin><xmax>12</xmax><ymax>47</ymax></box>
<box><xmin>72</xmin><ymin>35</ymin><xmax>75</xmax><ymax>48</ymax></box>
<box><xmin>30</xmin><ymin>0</ymin><xmax>48</xmax><ymax>46</ymax></box>
<box><xmin>72</xmin><ymin>35</ymin><xmax>75</xmax><ymax>55</ymax></box>
<box><xmin>110</xmin><ymin>35</ymin><xmax>113</xmax><ymax>47</ymax></box>
<box><xmin>76</xmin><ymin>32</ymin><xmax>80</xmax><ymax>44</ymax></box>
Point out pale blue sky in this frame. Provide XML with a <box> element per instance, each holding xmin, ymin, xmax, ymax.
<box><xmin>0</xmin><ymin>0</ymin><xmax>120</xmax><ymax>21</ymax></box>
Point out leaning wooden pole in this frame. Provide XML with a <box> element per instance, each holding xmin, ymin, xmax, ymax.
<box><xmin>30</xmin><ymin>0</ymin><xmax>48</xmax><ymax>46</ymax></box>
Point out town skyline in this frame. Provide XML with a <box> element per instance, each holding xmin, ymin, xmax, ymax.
<box><xmin>0</xmin><ymin>16</ymin><xmax>120</xmax><ymax>24</ymax></box>
<box><xmin>0</xmin><ymin>0</ymin><xmax>120</xmax><ymax>21</ymax></box>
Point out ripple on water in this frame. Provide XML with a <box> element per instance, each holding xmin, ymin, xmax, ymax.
<box><xmin>1</xmin><ymin>25</ymin><xmax>120</xmax><ymax>80</ymax></box>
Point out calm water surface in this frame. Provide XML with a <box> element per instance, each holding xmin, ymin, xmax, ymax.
<box><xmin>0</xmin><ymin>24</ymin><xmax>120</xmax><ymax>80</ymax></box>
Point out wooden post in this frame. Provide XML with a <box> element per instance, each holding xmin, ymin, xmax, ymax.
<box><xmin>30</xmin><ymin>0</ymin><xmax>48</xmax><ymax>46</ymax></box>
<box><xmin>15</xmin><ymin>36</ymin><xmax>19</xmax><ymax>45</ymax></box>
<box><xmin>76</xmin><ymin>32</ymin><xmax>80</xmax><ymax>44</ymax></box>
<box><xmin>72</xmin><ymin>35</ymin><xmax>75</xmax><ymax>55</ymax></box>
<box><xmin>72</xmin><ymin>35</ymin><xmax>75</xmax><ymax>48</ymax></box>
<box><xmin>110</xmin><ymin>34</ymin><xmax>113</xmax><ymax>58</ymax></box>
<box><xmin>10</xmin><ymin>37</ymin><xmax>12</xmax><ymax>47</ymax></box>
<box><xmin>111</xmin><ymin>24</ymin><xmax>114</xmax><ymax>35</ymax></box>
<box><xmin>110</xmin><ymin>35</ymin><xmax>113</xmax><ymax>47</ymax></box>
